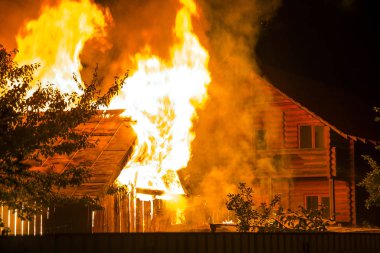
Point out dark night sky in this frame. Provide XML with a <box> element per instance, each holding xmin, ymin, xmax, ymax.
<box><xmin>256</xmin><ymin>0</ymin><xmax>379</xmax><ymax>139</ymax></box>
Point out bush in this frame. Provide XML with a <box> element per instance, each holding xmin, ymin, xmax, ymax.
<box><xmin>226</xmin><ymin>183</ymin><xmax>329</xmax><ymax>232</ymax></box>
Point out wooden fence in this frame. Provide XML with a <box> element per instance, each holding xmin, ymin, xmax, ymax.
<box><xmin>1</xmin><ymin>232</ymin><xmax>380</xmax><ymax>253</ymax></box>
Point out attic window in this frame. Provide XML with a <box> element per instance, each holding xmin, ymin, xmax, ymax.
<box><xmin>299</xmin><ymin>125</ymin><xmax>325</xmax><ymax>149</ymax></box>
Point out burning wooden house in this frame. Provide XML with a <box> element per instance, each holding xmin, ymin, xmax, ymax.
<box><xmin>1</xmin><ymin>0</ymin><xmax>378</xmax><ymax>235</ymax></box>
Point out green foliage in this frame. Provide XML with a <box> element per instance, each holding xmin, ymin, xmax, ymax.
<box><xmin>358</xmin><ymin>107</ymin><xmax>380</xmax><ymax>209</ymax></box>
<box><xmin>0</xmin><ymin>217</ymin><xmax>10</xmax><ymax>236</ymax></box>
<box><xmin>0</xmin><ymin>46</ymin><xmax>127</xmax><ymax>220</ymax></box>
<box><xmin>106</xmin><ymin>184</ymin><xmax>132</xmax><ymax>196</ymax></box>
<box><xmin>226</xmin><ymin>183</ymin><xmax>256</xmax><ymax>232</ymax></box>
<box><xmin>226</xmin><ymin>183</ymin><xmax>329</xmax><ymax>232</ymax></box>
<box><xmin>358</xmin><ymin>155</ymin><xmax>380</xmax><ymax>209</ymax></box>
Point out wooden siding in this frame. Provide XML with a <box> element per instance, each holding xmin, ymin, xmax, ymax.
<box><xmin>330</xmin><ymin>131</ymin><xmax>351</xmax><ymax>180</ymax></box>
<box><xmin>334</xmin><ymin>180</ymin><xmax>351</xmax><ymax>223</ymax></box>
<box><xmin>251</xmin><ymin>81</ymin><xmax>356</xmax><ymax>223</ymax></box>
<box><xmin>289</xmin><ymin>179</ymin><xmax>350</xmax><ymax>223</ymax></box>
<box><xmin>255</xmin><ymin>149</ymin><xmax>331</xmax><ymax>178</ymax></box>
<box><xmin>291</xmin><ymin>179</ymin><xmax>329</xmax><ymax>210</ymax></box>
<box><xmin>252</xmin><ymin>82</ymin><xmax>333</xmax><ymax>178</ymax></box>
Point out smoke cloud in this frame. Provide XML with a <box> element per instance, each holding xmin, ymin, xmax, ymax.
<box><xmin>184</xmin><ymin>0</ymin><xmax>283</xmax><ymax>219</ymax></box>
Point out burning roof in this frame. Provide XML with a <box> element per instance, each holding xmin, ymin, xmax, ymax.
<box><xmin>31</xmin><ymin>110</ymin><xmax>136</xmax><ymax>198</ymax></box>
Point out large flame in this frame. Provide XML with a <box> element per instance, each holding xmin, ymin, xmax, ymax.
<box><xmin>14</xmin><ymin>0</ymin><xmax>108</xmax><ymax>94</ymax></box>
<box><xmin>109</xmin><ymin>0</ymin><xmax>210</xmax><ymax>199</ymax></box>
<box><xmin>12</xmin><ymin>0</ymin><xmax>210</xmax><ymax>224</ymax></box>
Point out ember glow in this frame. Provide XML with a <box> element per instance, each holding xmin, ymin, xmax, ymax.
<box><xmin>14</xmin><ymin>0</ymin><xmax>108</xmax><ymax>94</ymax></box>
<box><xmin>109</xmin><ymin>0</ymin><xmax>210</xmax><ymax>202</ymax></box>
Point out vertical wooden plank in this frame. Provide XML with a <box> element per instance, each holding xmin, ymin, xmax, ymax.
<box><xmin>272</xmin><ymin>233</ymin><xmax>279</xmax><ymax>253</ymax></box>
<box><xmin>94</xmin><ymin>234</ymin><xmax>110</xmax><ymax>253</ymax></box>
<box><xmin>224</xmin><ymin>233</ymin><xmax>233</xmax><ymax>253</ymax></box>
<box><xmin>241</xmin><ymin>233</ymin><xmax>249</xmax><ymax>253</ymax></box>
<box><xmin>232</xmin><ymin>233</ymin><xmax>241</xmax><ymax>253</ymax></box>
<box><xmin>207</xmin><ymin>233</ymin><xmax>215</xmax><ymax>253</ymax></box>
<box><xmin>132</xmin><ymin>233</ymin><xmax>145</xmax><ymax>253</ymax></box>
<box><xmin>55</xmin><ymin>235</ymin><xmax>70</xmax><ymax>253</ymax></box>
<box><xmin>176</xmin><ymin>233</ymin><xmax>183</xmax><ymax>253</ymax></box>
<box><xmin>197</xmin><ymin>233</ymin><xmax>206</xmax><ymax>253</ymax></box>
<box><xmin>155</xmin><ymin>233</ymin><xmax>167</xmax><ymax>253</ymax></box>
<box><xmin>70</xmin><ymin>234</ymin><xmax>85</xmax><ymax>253</ymax></box>
<box><xmin>186</xmin><ymin>233</ymin><xmax>197</xmax><ymax>253</ymax></box>
<box><xmin>256</xmin><ymin>233</ymin><xmax>264</xmax><ymax>253</ymax></box>
<box><xmin>108</xmin><ymin>234</ymin><xmax>122</xmax><ymax>253</ymax></box>
<box><xmin>83</xmin><ymin>234</ymin><xmax>95</xmax><ymax>253</ymax></box>
<box><xmin>277</xmin><ymin>233</ymin><xmax>285</xmax><ymax>253</ymax></box>
<box><xmin>349</xmin><ymin>138</ymin><xmax>356</xmax><ymax>225</ymax></box>
<box><xmin>167</xmin><ymin>233</ymin><xmax>177</xmax><ymax>253</ymax></box>
<box><xmin>40</xmin><ymin>235</ymin><xmax>55</xmax><ymax>253</ymax></box>
<box><xmin>284</xmin><ymin>234</ymin><xmax>294</xmax><ymax>253</ymax></box>
<box><xmin>295</xmin><ymin>234</ymin><xmax>301</xmax><ymax>253</ymax></box>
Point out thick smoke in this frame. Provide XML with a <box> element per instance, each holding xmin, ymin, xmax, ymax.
<box><xmin>185</xmin><ymin>0</ymin><xmax>283</xmax><ymax>220</ymax></box>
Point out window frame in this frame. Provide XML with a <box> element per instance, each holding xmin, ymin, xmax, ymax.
<box><xmin>304</xmin><ymin>194</ymin><xmax>330</xmax><ymax>218</ymax></box>
<box><xmin>298</xmin><ymin>124</ymin><xmax>325</xmax><ymax>149</ymax></box>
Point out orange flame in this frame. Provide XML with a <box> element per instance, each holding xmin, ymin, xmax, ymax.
<box><xmin>110</xmin><ymin>0</ymin><xmax>210</xmax><ymax>200</ymax></box>
<box><xmin>12</xmin><ymin>0</ymin><xmax>210</xmax><ymax>224</ymax></box>
<box><xmin>14</xmin><ymin>0</ymin><xmax>108</xmax><ymax>94</ymax></box>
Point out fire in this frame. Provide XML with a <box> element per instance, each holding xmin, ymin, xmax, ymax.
<box><xmin>14</xmin><ymin>0</ymin><xmax>108</xmax><ymax>94</ymax></box>
<box><xmin>12</xmin><ymin>0</ymin><xmax>210</xmax><ymax>227</ymax></box>
<box><xmin>110</xmin><ymin>0</ymin><xmax>210</xmax><ymax>202</ymax></box>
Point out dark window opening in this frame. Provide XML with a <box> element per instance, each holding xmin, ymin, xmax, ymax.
<box><xmin>306</xmin><ymin>196</ymin><xmax>318</xmax><ymax>210</ymax></box>
<box><xmin>300</xmin><ymin>126</ymin><xmax>312</xmax><ymax>148</ymax></box>
<box><xmin>256</xmin><ymin>129</ymin><xmax>267</xmax><ymax>150</ymax></box>
<box><xmin>321</xmin><ymin>197</ymin><xmax>330</xmax><ymax>218</ymax></box>
<box><xmin>314</xmin><ymin>126</ymin><xmax>324</xmax><ymax>148</ymax></box>
<box><xmin>305</xmin><ymin>196</ymin><xmax>330</xmax><ymax>219</ymax></box>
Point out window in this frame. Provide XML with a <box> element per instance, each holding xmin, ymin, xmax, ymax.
<box><xmin>321</xmin><ymin>197</ymin><xmax>330</xmax><ymax>218</ymax></box>
<box><xmin>300</xmin><ymin>126</ymin><xmax>312</xmax><ymax>148</ymax></box>
<box><xmin>256</xmin><ymin>130</ymin><xmax>266</xmax><ymax>150</ymax></box>
<box><xmin>314</xmin><ymin>126</ymin><xmax>324</xmax><ymax>148</ymax></box>
<box><xmin>305</xmin><ymin>195</ymin><xmax>330</xmax><ymax>219</ymax></box>
<box><xmin>299</xmin><ymin>125</ymin><xmax>325</xmax><ymax>149</ymax></box>
<box><xmin>306</xmin><ymin>196</ymin><xmax>318</xmax><ymax>210</ymax></box>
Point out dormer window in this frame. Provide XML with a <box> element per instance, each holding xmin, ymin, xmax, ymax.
<box><xmin>299</xmin><ymin>125</ymin><xmax>325</xmax><ymax>149</ymax></box>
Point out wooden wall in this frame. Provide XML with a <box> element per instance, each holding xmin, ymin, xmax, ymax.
<box><xmin>334</xmin><ymin>180</ymin><xmax>351</xmax><ymax>222</ymax></box>
<box><xmin>250</xmin><ymin>82</ymin><xmax>355</xmax><ymax>223</ymax></box>
<box><xmin>94</xmin><ymin>194</ymin><xmax>166</xmax><ymax>233</ymax></box>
